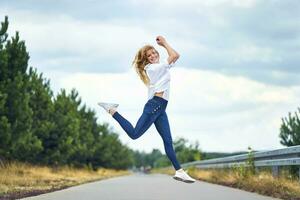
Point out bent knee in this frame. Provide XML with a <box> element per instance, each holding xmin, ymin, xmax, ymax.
<box><xmin>131</xmin><ymin>135</ymin><xmax>139</xmax><ymax>140</ymax></box>
<box><xmin>131</xmin><ymin>132</ymin><xmax>140</xmax><ymax>140</ymax></box>
<box><xmin>131</xmin><ymin>129</ymin><xmax>145</xmax><ymax>140</ymax></box>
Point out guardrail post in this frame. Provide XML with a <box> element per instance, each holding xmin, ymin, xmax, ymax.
<box><xmin>299</xmin><ymin>167</ymin><xmax>300</xmax><ymax>181</ymax></box>
<box><xmin>272</xmin><ymin>166</ymin><xmax>279</xmax><ymax>178</ymax></box>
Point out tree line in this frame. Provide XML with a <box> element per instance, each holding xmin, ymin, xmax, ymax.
<box><xmin>0</xmin><ymin>16</ymin><xmax>133</xmax><ymax>169</ymax></box>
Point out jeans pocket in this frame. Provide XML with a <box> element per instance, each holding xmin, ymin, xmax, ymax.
<box><xmin>144</xmin><ymin>101</ymin><xmax>162</xmax><ymax>114</ymax></box>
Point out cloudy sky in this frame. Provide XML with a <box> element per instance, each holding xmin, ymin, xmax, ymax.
<box><xmin>1</xmin><ymin>0</ymin><xmax>300</xmax><ymax>153</ymax></box>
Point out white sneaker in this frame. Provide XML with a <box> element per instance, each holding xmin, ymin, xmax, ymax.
<box><xmin>98</xmin><ymin>102</ymin><xmax>119</xmax><ymax>114</ymax></box>
<box><xmin>173</xmin><ymin>169</ymin><xmax>196</xmax><ymax>183</ymax></box>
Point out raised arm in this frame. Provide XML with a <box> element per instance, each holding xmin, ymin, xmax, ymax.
<box><xmin>156</xmin><ymin>36</ymin><xmax>180</xmax><ymax>65</ymax></box>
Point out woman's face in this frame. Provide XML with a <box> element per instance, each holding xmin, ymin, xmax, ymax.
<box><xmin>146</xmin><ymin>48</ymin><xmax>159</xmax><ymax>64</ymax></box>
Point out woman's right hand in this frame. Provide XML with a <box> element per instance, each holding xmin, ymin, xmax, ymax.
<box><xmin>156</xmin><ymin>36</ymin><xmax>167</xmax><ymax>46</ymax></box>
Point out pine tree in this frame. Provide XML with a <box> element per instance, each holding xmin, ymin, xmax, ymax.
<box><xmin>5</xmin><ymin>32</ymin><xmax>42</xmax><ymax>161</ymax></box>
<box><xmin>279</xmin><ymin>108</ymin><xmax>300</xmax><ymax>146</ymax></box>
<box><xmin>47</xmin><ymin>89</ymin><xmax>81</xmax><ymax>165</ymax></box>
<box><xmin>0</xmin><ymin>16</ymin><xmax>11</xmax><ymax>159</ymax></box>
<box><xmin>279</xmin><ymin>108</ymin><xmax>300</xmax><ymax>178</ymax></box>
<box><xmin>71</xmin><ymin>105</ymin><xmax>97</xmax><ymax>166</ymax></box>
<box><xmin>27</xmin><ymin>67</ymin><xmax>55</xmax><ymax>163</ymax></box>
<box><xmin>0</xmin><ymin>16</ymin><xmax>8</xmax><ymax>44</ymax></box>
<box><xmin>91</xmin><ymin>125</ymin><xmax>133</xmax><ymax>169</ymax></box>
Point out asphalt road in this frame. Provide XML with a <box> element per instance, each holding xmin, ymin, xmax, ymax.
<box><xmin>23</xmin><ymin>173</ymin><xmax>280</xmax><ymax>200</ymax></box>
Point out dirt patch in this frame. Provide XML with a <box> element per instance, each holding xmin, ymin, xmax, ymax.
<box><xmin>0</xmin><ymin>187</ymin><xmax>66</xmax><ymax>200</ymax></box>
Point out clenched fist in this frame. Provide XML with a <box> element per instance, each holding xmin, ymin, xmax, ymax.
<box><xmin>156</xmin><ymin>36</ymin><xmax>167</xmax><ymax>46</ymax></box>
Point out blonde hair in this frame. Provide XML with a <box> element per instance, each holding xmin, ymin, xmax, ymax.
<box><xmin>132</xmin><ymin>45</ymin><xmax>159</xmax><ymax>86</ymax></box>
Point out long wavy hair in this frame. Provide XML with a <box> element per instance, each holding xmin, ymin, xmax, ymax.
<box><xmin>132</xmin><ymin>45</ymin><xmax>159</xmax><ymax>86</ymax></box>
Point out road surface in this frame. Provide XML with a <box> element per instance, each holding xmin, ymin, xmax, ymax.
<box><xmin>23</xmin><ymin>173</ymin><xmax>280</xmax><ymax>200</ymax></box>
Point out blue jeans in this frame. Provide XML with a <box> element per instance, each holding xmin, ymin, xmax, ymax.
<box><xmin>112</xmin><ymin>96</ymin><xmax>181</xmax><ymax>170</ymax></box>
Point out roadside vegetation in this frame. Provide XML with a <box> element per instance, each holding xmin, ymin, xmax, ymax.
<box><xmin>153</xmin><ymin>167</ymin><xmax>300</xmax><ymax>200</ymax></box>
<box><xmin>153</xmin><ymin>149</ymin><xmax>300</xmax><ymax>200</ymax></box>
<box><xmin>0</xmin><ymin>161</ymin><xmax>130</xmax><ymax>199</ymax></box>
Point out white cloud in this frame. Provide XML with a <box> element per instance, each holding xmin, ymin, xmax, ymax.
<box><xmin>3</xmin><ymin>8</ymin><xmax>157</xmax><ymax>71</ymax></box>
<box><xmin>26</xmin><ymin>20</ymin><xmax>144</xmax><ymax>57</ymax></box>
<box><xmin>171</xmin><ymin>67</ymin><xmax>296</xmax><ymax>108</ymax></box>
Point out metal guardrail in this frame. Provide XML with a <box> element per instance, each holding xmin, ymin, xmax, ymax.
<box><xmin>181</xmin><ymin>145</ymin><xmax>300</xmax><ymax>178</ymax></box>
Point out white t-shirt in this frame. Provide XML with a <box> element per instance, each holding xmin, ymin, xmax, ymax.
<box><xmin>144</xmin><ymin>58</ymin><xmax>176</xmax><ymax>101</ymax></box>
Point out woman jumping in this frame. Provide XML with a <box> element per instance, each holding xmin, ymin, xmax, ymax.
<box><xmin>98</xmin><ymin>36</ymin><xmax>196</xmax><ymax>183</ymax></box>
